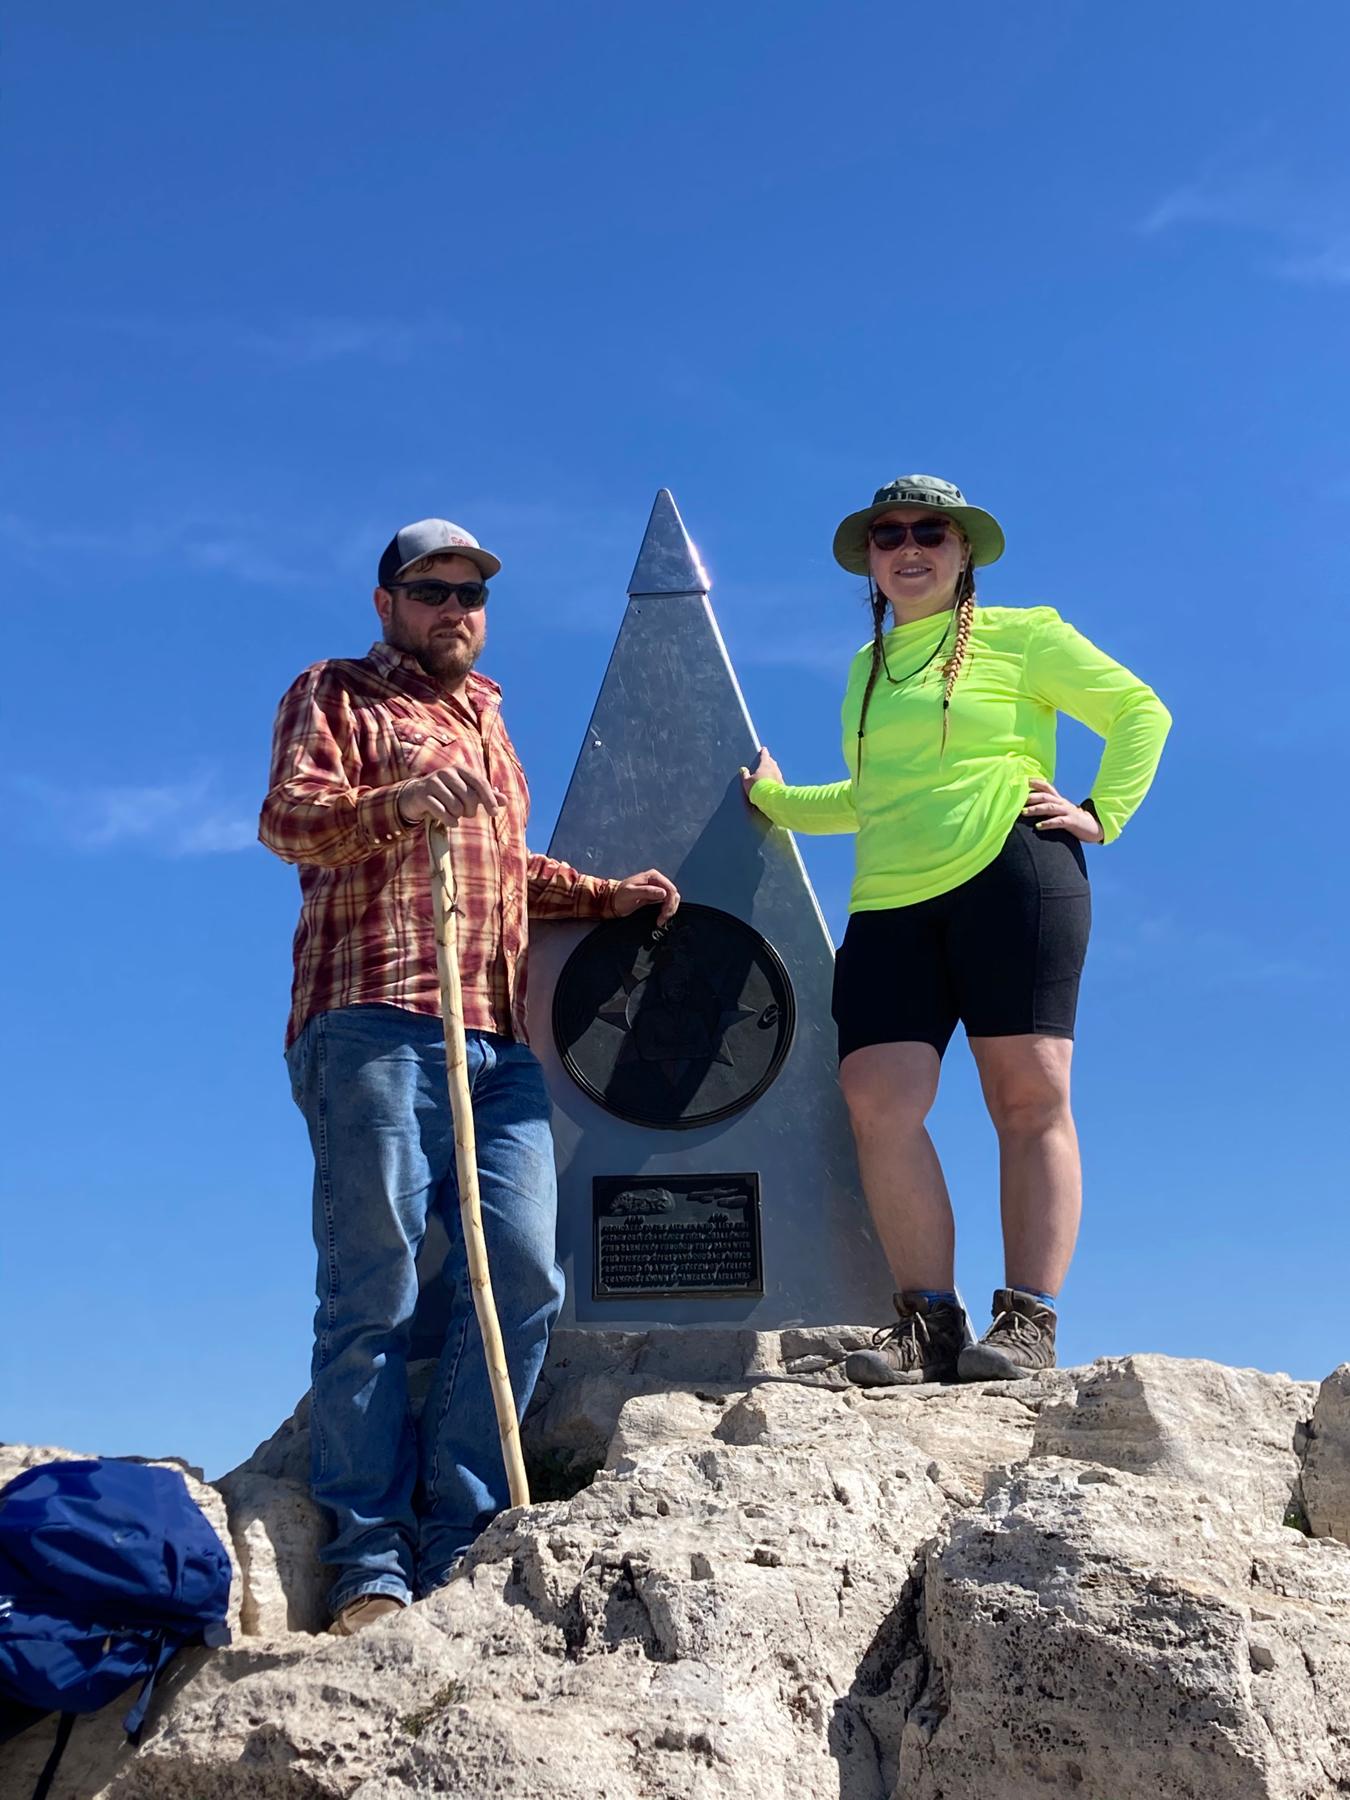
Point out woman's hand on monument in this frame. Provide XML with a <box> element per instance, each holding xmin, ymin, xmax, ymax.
<box><xmin>740</xmin><ymin>747</ymin><xmax>784</xmax><ymax>804</ymax></box>
<box><xmin>1021</xmin><ymin>779</ymin><xmax>1105</xmax><ymax>843</ymax></box>
<box><xmin>612</xmin><ymin>870</ymin><xmax>681</xmax><ymax>925</ymax></box>
<box><xmin>396</xmin><ymin>766</ymin><xmax>506</xmax><ymax>827</ymax></box>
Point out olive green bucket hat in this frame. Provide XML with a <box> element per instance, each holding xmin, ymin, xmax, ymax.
<box><xmin>832</xmin><ymin>473</ymin><xmax>1005</xmax><ymax>575</ymax></box>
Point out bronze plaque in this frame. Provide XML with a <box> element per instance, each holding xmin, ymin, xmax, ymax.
<box><xmin>593</xmin><ymin>1173</ymin><xmax>763</xmax><ymax>1299</ymax></box>
<box><xmin>552</xmin><ymin>903</ymin><xmax>795</xmax><ymax>1129</ymax></box>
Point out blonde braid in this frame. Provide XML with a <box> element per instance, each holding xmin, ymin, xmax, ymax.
<box><xmin>939</xmin><ymin>563</ymin><xmax>976</xmax><ymax>754</ymax></box>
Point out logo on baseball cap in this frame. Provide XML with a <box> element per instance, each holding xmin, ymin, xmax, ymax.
<box><xmin>378</xmin><ymin>519</ymin><xmax>502</xmax><ymax>587</ymax></box>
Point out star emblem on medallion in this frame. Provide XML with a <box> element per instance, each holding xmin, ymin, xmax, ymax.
<box><xmin>593</xmin><ymin>943</ymin><xmax>758</xmax><ymax>1087</ymax></box>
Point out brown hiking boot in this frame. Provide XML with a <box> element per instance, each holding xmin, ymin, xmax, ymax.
<box><xmin>958</xmin><ymin>1288</ymin><xmax>1057</xmax><ymax>1382</ymax></box>
<box><xmin>844</xmin><ymin>1292</ymin><xmax>967</xmax><ymax>1387</ymax></box>
<box><xmin>328</xmin><ymin>1594</ymin><xmax>408</xmax><ymax>1637</ymax></box>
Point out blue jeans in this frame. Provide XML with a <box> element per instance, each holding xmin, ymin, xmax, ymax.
<box><xmin>285</xmin><ymin>1004</ymin><xmax>564</xmax><ymax>1614</ymax></box>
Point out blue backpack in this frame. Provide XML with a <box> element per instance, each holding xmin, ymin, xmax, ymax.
<box><xmin>0</xmin><ymin>1458</ymin><xmax>233</xmax><ymax>1800</ymax></box>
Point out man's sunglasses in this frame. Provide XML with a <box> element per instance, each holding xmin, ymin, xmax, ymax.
<box><xmin>387</xmin><ymin>578</ymin><xmax>489</xmax><ymax>611</ymax></box>
<box><xmin>868</xmin><ymin>519</ymin><xmax>954</xmax><ymax>551</ymax></box>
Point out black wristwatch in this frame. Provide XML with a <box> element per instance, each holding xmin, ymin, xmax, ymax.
<box><xmin>1080</xmin><ymin>797</ymin><xmax>1103</xmax><ymax>840</ymax></box>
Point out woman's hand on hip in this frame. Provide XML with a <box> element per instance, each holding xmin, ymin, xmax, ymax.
<box><xmin>1022</xmin><ymin>779</ymin><xmax>1104</xmax><ymax>843</ymax></box>
<box><xmin>740</xmin><ymin>746</ymin><xmax>784</xmax><ymax>804</ymax></box>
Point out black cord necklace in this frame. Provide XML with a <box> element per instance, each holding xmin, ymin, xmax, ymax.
<box><xmin>879</xmin><ymin>606</ymin><xmax>956</xmax><ymax>687</ymax></box>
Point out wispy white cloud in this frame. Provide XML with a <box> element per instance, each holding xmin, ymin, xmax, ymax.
<box><xmin>232</xmin><ymin>316</ymin><xmax>459</xmax><ymax>365</ymax></box>
<box><xmin>87</xmin><ymin>311</ymin><xmax>461</xmax><ymax>367</ymax></box>
<box><xmin>0</xmin><ymin>490</ymin><xmax>659</xmax><ymax>606</ymax></box>
<box><xmin>1139</xmin><ymin>168</ymin><xmax>1282</xmax><ymax>237</ymax></box>
<box><xmin>1140</xmin><ymin>159</ymin><xmax>1350</xmax><ymax>288</ymax></box>
<box><xmin>0</xmin><ymin>506</ymin><xmax>353</xmax><ymax>588</ymax></box>
<box><xmin>1277</xmin><ymin>242</ymin><xmax>1350</xmax><ymax>287</ymax></box>
<box><xmin>10</xmin><ymin>773</ymin><xmax>257</xmax><ymax>857</ymax></box>
<box><xmin>176</xmin><ymin>813</ymin><xmax>259</xmax><ymax>854</ymax></box>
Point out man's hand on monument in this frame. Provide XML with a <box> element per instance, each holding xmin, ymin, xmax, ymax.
<box><xmin>740</xmin><ymin>746</ymin><xmax>784</xmax><ymax>803</ymax></box>
<box><xmin>396</xmin><ymin>766</ymin><xmax>505</xmax><ymax>827</ymax></box>
<box><xmin>612</xmin><ymin>870</ymin><xmax>680</xmax><ymax>925</ymax></box>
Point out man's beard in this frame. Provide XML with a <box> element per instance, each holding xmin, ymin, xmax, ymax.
<box><xmin>386</xmin><ymin>610</ymin><xmax>482</xmax><ymax>685</ymax></box>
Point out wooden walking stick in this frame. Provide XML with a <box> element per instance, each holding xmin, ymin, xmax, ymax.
<box><xmin>427</xmin><ymin>822</ymin><xmax>531</xmax><ymax>1510</ymax></box>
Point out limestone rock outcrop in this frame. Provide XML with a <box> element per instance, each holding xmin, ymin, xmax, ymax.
<box><xmin>3</xmin><ymin>1343</ymin><xmax>1346</xmax><ymax>1800</ymax></box>
<box><xmin>905</xmin><ymin>1461</ymin><xmax>1350</xmax><ymax>1799</ymax></box>
<box><xmin>1029</xmin><ymin>1352</ymin><xmax>1316</xmax><ymax>1526</ymax></box>
<box><xmin>1302</xmin><ymin>1363</ymin><xmax>1350</xmax><ymax>1544</ymax></box>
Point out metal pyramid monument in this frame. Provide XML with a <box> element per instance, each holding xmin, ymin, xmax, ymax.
<box><xmin>526</xmin><ymin>489</ymin><xmax>892</xmax><ymax>1328</ymax></box>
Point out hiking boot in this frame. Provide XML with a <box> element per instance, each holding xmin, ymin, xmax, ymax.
<box><xmin>958</xmin><ymin>1288</ymin><xmax>1058</xmax><ymax>1382</ymax></box>
<box><xmin>328</xmin><ymin>1593</ymin><xmax>408</xmax><ymax>1637</ymax></box>
<box><xmin>844</xmin><ymin>1291</ymin><xmax>967</xmax><ymax>1387</ymax></box>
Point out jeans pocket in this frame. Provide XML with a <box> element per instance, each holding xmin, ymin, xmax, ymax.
<box><xmin>285</xmin><ymin>1015</ymin><xmax>320</xmax><ymax>1106</ymax></box>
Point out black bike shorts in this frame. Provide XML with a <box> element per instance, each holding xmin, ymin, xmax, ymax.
<box><xmin>832</xmin><ymin>819</ymin><xmax>1092</xmax><ymax>1062</ymax></box>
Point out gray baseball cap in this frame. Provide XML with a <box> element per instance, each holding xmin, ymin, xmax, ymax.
<box><xmin>377</xmin><ymin>518</ymin><xmax>502</xmax><ymax>587</ymax></box>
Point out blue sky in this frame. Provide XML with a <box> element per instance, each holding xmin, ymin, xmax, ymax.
<box><xmin>3</xmin><ymin>3</ymin><xmax>1347</xmax><ymax>1479</ymax></box>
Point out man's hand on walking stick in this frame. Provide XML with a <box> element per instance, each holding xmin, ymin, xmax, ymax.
<box><xmin>398</xmin><ymin>766</ymin><xmax>505</xmax><ymax>828</ymax></box>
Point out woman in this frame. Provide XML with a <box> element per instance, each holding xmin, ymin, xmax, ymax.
<box><xmin>743</xmin><ymin>475</ymin><xmax>1170</xmax><ymax>1385</ymax></box>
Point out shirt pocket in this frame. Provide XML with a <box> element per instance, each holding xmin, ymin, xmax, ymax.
<box><xmin>393</xmin><ymin>722</ymin><xmax>463</xmax><ymax>778</ymax></box>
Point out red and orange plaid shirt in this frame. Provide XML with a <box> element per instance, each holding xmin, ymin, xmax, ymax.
<box><xmin>259</xmin><ymin>640</ymin><xmax>619</xmax><ymax>1048</ymax></box>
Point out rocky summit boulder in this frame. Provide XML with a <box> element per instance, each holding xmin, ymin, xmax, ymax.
<box><xmin>1303</xmin><ymin>1364</ymin><xmax>1350</xmax><ymax>1545</ymax></box>
<box><xmin>907</xmin><ymin>1460</ymin><xmax>1350</xmax><ymax>1800</ymax></box>
<box><xmin>2</xmin><ymin>1339</ymin><xmax>1348</xmax><ymax>1800</ymax></box>
<box><xmin>1029</xmin><ymin>1353</ymin><xmax>1316</xmax><ymax>1526</ymax></box>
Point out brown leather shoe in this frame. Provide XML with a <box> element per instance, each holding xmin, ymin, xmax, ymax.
<box><xmin>328</xmin><ymin>1594</ymin><xmax>408</xmax><ymax>1637</ymax></box>
<box><xmin>958</xmin><ymin>1288</ymin><xmax>1058</xmax><ymax>1381</ymax></box>
<box><xmin>844</xmin><ymin>1291</ymin><xmax>967</xmax><ymax>1387</ymax></box>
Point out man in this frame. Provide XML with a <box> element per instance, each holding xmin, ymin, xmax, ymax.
<box><xmin>260</xmin><ymin>518</ymin><xmax>678</xmax><ymax>1635</ymax></box>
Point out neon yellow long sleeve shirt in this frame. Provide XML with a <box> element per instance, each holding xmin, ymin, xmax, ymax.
<box><xmin>750</xmin><ymin>605</ymin><xmax>1171</xmax><ymax>913</ymax></box>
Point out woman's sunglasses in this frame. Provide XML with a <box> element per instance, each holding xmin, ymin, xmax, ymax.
<box><xmin>868</xmin><ymin>519</ymin><xmax>954</xmax><ymax>551</ymax></box>
<box><xmin>387</xmin><ymin>578</ymin><xmax>489</xmax><ymax>611</ymax></box>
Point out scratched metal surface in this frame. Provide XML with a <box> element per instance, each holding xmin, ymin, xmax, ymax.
<box><xmin>526</xmin><ymin>490</ymin><xmax>891</xmax><ymax>1329</ymax></box>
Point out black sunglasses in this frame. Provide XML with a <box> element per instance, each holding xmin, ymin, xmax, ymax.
<box><xmin>387</xmin><ymin>578</ymin><xmax>489</xmax><ymax>611</ymax></box>
<box><xmin>868</xmin><ymin>519</ymin><xmax>954</xmax><ymax>551</ymax></box>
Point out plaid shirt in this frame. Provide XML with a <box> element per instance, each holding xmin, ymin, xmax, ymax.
<box><xmin>260</xmin><ymin>640</ymin><xmax>619</xmax><ymax>1048</ymax></box>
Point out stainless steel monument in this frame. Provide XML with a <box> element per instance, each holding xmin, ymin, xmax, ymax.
<box><xmin>527</xmin><ymin>490</ymin><xmax>892</xmax><ymax>1328</ymax></box>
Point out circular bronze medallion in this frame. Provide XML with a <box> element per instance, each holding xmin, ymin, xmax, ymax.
<box><xmin>552</xmin><ymin>902</ymin><xmax>796</xmax><ymax>1129</ymax></box>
